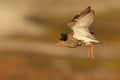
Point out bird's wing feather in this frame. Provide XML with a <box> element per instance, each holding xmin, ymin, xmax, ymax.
<box><xmin>68</xmin><ymin>6</ymin><xmax>95</xmax><ymax>40</ymax></box>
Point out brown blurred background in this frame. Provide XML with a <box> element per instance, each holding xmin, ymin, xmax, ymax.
<box><xmin>0</xmin><ymin>0</ymin><xmax>120</xmax><ymax>80</ymax></box>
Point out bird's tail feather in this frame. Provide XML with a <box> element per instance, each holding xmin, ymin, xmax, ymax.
<box><xmin>92</xmin><ymin>39</ymin><xmax>101</xmax><ymax>44</ymax></box>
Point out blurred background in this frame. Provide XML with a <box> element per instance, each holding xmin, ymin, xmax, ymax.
<box><xmin>0</xmin><ymin>0</ymin><xmax>120</xmax><ymax>80</ymax></box>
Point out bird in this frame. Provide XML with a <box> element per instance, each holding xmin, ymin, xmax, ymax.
<box><xmin>56</xmin><ymin>6</ymin><xmax>100</xmax><ymax>60</ymax></box>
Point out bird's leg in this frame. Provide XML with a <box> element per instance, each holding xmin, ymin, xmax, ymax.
<box><xmin>90</xmin><ymin>44</ymin><xmax>94</xmax><ymax>60</ymax></box>
<box><xmin>87</xmin><ymin>45</ymin><xmax>91</xmax><ymax>59</ymax></box>
<box><xmin>88</xmin><ymin>44</ymin><xmax>94</xmax><ymax>60</ymax></box>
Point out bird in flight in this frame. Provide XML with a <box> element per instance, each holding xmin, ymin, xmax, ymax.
<box><xmin>56</xmin><ymin>6</ymin><xmax>100</xmax><ymax>60</ymax></box>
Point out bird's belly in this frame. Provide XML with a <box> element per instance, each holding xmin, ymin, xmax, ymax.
<box><xmin>73</xmin><ymin>35</ymin><xmax>99</xmax><ymax>43</ymax></box>
<box><xmin>73</xmin><ymin>34</ymin><xmax>90</xmax><ymax>41</ymax></box>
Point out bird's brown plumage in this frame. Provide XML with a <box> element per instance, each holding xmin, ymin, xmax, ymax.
<box><xmin>62</xmin><ymin>33</ymin><xmax>79</xmax><ymax>48</ymax></box>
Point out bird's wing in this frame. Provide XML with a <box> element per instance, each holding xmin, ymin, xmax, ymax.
<box><xmin>68</xmin><ymin>6</ymin><xmax>95</xmax><ymax>40</ymax></box>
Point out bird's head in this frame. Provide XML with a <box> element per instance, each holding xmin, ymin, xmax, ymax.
<box><xmin>56</xmin><ymin>33</ymin><xmax>68</xmax><ymax>46</ymax></box>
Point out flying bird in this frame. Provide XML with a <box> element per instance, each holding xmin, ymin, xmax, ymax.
<box><xmin>56</xmin><ymin>6</ymin><xmax>100</xmax><ymax>60</ymax></box>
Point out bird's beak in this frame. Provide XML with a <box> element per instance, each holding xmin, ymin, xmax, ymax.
<box><xmin>56</xmin><ymin>40</ymin><xmax>65</xmax><ymax>46</ymax></box>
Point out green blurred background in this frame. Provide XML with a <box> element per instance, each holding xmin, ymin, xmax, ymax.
<box><xmin>0</xmin><ymin>0</ymin><xmax>120</xmax><ymax>80</ymax></box>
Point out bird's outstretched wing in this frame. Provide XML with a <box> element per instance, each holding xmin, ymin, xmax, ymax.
<box><xmin>68</xmin><ymin>6</ymin><xmax>95</xmax><ymax>41</ymax></box>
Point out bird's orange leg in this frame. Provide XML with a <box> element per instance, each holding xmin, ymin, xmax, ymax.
<box><xmin>87</xmin><ymin>45</ymin><xmax>91</xmax><ymax>59</ymax></box>
<box><xmin>88</xmin><ymin>44</ymin><xmax>94</xmax><ymax>60</ymax></box>
<box><xmin>91</xmin><ymin>44</ymin><xmax>94</xmax><ymax>60</ymax></box>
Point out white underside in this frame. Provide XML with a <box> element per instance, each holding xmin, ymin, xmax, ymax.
<box><xmin>73</xmin><ymin>34</ymin><xmax>99</xmax><ymax>43</ymax></box>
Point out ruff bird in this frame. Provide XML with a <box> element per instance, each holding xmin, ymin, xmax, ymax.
<box><xmin>56</xmin><ymin>6</ymin><xmax>100</xmax><ymax>59</ymax></box>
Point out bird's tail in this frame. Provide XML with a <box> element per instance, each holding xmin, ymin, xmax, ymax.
<box><xmin>92</xmin><ymin>39</ymin><xmax>101</xmax><ymax>44</ymax></box>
